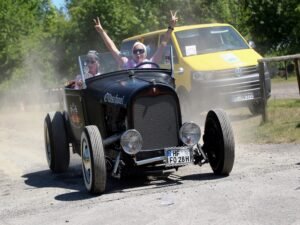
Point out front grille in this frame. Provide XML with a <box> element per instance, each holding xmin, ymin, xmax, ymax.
<box><xmin>210</xmin><ymin>65</ymin><xmax>260</xmax><ymax>95</ymax></box>
<box><xmin>192</xmin><ymin>65</ymin><xmax>262</xmax><ymax>98</ymax></box>
<box><xmin>216</xmin><ymin>78</ymin><xmax>261</xmax><ymax>95</ymax></box>
<box><xmin>211</xmin><ymin>65</ymin><xmax>258</xmax><ymax>79</ymax></box>
<box><xmin>133</xmin><ymin>94</ymin><xmax>180</xmax><ymax>150</ymax></box>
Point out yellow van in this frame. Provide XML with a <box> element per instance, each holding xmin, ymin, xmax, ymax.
<box><xmin>120</xmin><ymin>23</ymin><xmax>271</xmax><ymax>115</ymax></box>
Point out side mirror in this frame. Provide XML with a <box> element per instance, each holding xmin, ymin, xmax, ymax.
<box><xmin>248</xmin><ymin>41</ymin><xmax>256</xmax><ymax>49</ymax></box>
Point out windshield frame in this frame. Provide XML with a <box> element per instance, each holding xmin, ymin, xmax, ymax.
<box><xmin>77</xmin><ymin>48</ymin><xmax>174</xmax><ymax>88</ymax></box>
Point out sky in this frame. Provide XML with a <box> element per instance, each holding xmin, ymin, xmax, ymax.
<box><xmin>52</xmin><ymin>0</ymin><xmax>65</xmax><ymax>8</ymax></box>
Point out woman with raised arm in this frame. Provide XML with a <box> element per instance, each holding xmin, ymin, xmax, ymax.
<box><xmin>94</xmin><ymin>11</ymin><xmax>178</xmax><ymax>69</ymax></box>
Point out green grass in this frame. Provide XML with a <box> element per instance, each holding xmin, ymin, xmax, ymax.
<box><xmin>257</xmin><ymin>99</ymin><xmax>300</xmax><ymax>143</ymax></box>
<box><xmin>272</xmin><ymin>74</ymin><xmax>298</xmax><ymax>83</ymax></box>
<box><xmin>232</xmin><ymin>99</ymin><xmax>300</xmax><ymax>144</ymax></box>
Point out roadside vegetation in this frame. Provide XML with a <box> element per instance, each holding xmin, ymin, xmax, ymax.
<box><xmin>233</xmin><ymin>98</ymin><xmax>300</xmax><ymax>144</ymax></box>
<box><xmin>257</xmin><ymin>99</ymin><xmax>300</xmax><ymax>143</ymax></box>
<box><xmin>233</xmin><ymin>72</ymin><xmax>300</xmax><ymax>144</ymax></box>
<box><xmin>272</xmin><ymin>74</ymin><xmax>298</xmax><ymax>83</ymax></box>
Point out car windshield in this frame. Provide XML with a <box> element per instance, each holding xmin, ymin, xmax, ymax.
<box><xmin>78</xmin><ymin>49</ymin><xmax>174</xmax><ymax>81</ymax></box>
<box><xmin>78</xmin><ymin>52</ymin><xmax>118</xmax><ymax>76</ymax></box>
<box><xmin>120</xmin><ymin>41</ymin><xmax>174</xmax><ymax>70</ymax></box>
<box><xmin>175</xmin><ymin>26</ymin><xmax>249</xmax><ymax>57</ymax></box>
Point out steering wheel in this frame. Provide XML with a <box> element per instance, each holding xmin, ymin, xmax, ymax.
<box><xmin>135</xmin><ymin>62</ymin><xmax>160</xmax><ymax>69</ymax></box>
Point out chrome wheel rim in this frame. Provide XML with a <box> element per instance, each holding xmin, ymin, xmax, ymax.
<box><xmin>45</xmin><ymin>127</ymin><xmax>51</xmax><ymax>167</ymax></box>
<box><xmin>82</xmin><ymin>139</ymin><xmax>92</xmax><ymax>190</ymax></box>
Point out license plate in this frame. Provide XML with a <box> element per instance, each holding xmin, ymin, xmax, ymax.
<box><xmin>232</xmin><ymin>93</ymin><xmax>254</xmax><ymax>102</ymax></box>
<box><xmin>165</xmin><ymin>147</ymin><xmax>192</xmax><ymax>167</ymax></box>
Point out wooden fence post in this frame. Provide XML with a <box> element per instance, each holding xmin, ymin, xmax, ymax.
<box><xmin>284</xmin><ymin>60</ymin><xmax>288</xmax><ymax>80</ymax></box>
<box><xmin>258</xmin><ymin>61</ymin><xmax>267</xmax><ymax>122</ymax></box>
<box><xmin>294</xmin><ymin>59</ymin><xmax>300</xmax><ymax>95</ymax></box>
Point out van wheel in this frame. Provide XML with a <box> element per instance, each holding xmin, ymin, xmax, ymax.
<box><xmin>202</xmin><ymin>109</ymin><xmax>235</xmax><ymax>175</ymax></box>
<box><xmin>248</xmin><ymin>100</ymin><xmax>263</xmax><ymax>115</ymax></box>
<box><xmin>44</xmin><ymin>112</ymin><xmax>70</xmax><ymax>173</ymax></box>
<box><xmin>81</xmin><ymin>126</ymin><xmax>107</xmax><ymax>194</ymax></box>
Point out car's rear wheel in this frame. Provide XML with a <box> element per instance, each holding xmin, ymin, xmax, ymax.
<box><xmin>44</xmin><ymin>112</ymin><xmax>70</xmax><ymax>173</ymax></box>
<box><xmin>81</xmin><ymin>125</ymin><xmax>106</xmax><ymax>194</ymax></box>
<box><xmin>202</xmin><ymin>109</ymin><xmax>235</xmax><ymax>175</ymax></box>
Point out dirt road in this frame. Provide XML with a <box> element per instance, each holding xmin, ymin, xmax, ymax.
<box><xmin>0</xmin><ymin>81</ymin><xmax>299</xmax><ymax>225</ymax></box>
<box><xmin>0</xmin><ymin>109</ymin><xmax>299</xmax><ymax>225</ymax></box>
<box><xmin>271</xmin><ymin>82</ymin><xmax>299</xmax><ymax>99</ymax></box>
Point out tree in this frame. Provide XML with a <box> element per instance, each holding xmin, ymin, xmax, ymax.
<box><xmin>0</xmin><ymin>0</ymin><xmax>65</xmax><ymax>89</ymax></box>
<box><xmin>1</xmin><ymin>0</ymin><xmax>299</xmax><ymax>95</ymax></box>
<box><xmin>242</xmin><ymin>0</ymin><xmax>300</xmax><ymax>55</ymax></box>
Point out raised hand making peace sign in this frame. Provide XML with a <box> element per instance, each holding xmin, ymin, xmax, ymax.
<box><xmin>94</xmin><ymin>17</ymin><xmax>103</xmax><ymax>33</ymax></box>
<box><xmin>169</xmin><ymin>10</ymin><xmax>178</xmax><ymax>29</ymax></box>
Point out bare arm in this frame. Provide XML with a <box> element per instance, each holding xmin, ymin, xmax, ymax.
<box><xmin>94</xmin><ymin>17</ymin><xmax>127</xmax><ymax>66</ymax></box>
<box><xmin>152</xmin><ymin>11</ymin><xmax>178</xmax><ymax>64</ymax></box>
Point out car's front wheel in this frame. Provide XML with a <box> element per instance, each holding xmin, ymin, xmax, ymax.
<box><xmin>81</xmin><ymin>125</ymin><xmax>106</xmax><ymax>194</ymax></box>
<box><xmin>44</xmin><ymin>112</ymin><xmax>70</xmax><ymax>173</ymax></box>
<box><xmin>202</xmin><ymin>109</ymin><xmax>235</xmax><ymax>175</ymax></box>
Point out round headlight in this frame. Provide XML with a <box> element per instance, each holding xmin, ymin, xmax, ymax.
<box><xmin>120</xmin><ymin>129</ymin><xmax>143</xmax><ymax>155</ymax></box>
<box><xmin>179</xmin><ymin>122</ymin><xmax>201</xmax><ymax>146</ymax></box>
<box><xmin>192</xmin><ymin>71</ymin><xmax>205</xmax><ymax>81</ymax></box>
<box><xmin>192</xmin><ymin>71</ymin><xmax>213</xmax><ymax>80</ymax></box>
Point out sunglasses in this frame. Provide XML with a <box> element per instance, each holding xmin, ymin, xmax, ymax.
<box><xmin>87</xmin><ymin>60</ymin><xmax>96</xmax><ymax>64</ymax></box>
<box><xmin>133</xmin><ymin>49</ymin><xmax>145</xmax><ymax>55</ymax></box>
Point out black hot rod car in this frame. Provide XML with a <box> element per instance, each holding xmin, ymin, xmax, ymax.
<box><xmin>44</xmin><ymin>52</ymin><xmax>235</xmax><ymax>194</ymax></box>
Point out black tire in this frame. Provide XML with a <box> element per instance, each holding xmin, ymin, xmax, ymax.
<box><xmin>81</xmin><ymin>125</ymin><xmax>106</xmax><ymax>194</ymax></box>
<box><xmin>62</xmin><ymin>111</ymin><xmax>70</xmax><ymax>141</ymax></box>
<box><xmin>248</xmin><ymin>100</ymin><xmax>264</xmax><ymax>115</ymax></box>
<box><xmin>203</xmin><ymin>109</ymin><xmax>235</xmax><ymax>175</ymax></box>
<box><xmin>44</xmin><ymin>112</ymin><xmax>70</xmax><ymax>173</ymax></box>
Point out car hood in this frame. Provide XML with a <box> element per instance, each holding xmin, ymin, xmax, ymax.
<box><xmin>182</xmin><ymin>49</ymin><xmax>262</xmax><ymax>71</ymax></box>
<box><xmin>87</xmin><ymin>73</ymin><xmax>173</xmax><ymax>107</ymax></box>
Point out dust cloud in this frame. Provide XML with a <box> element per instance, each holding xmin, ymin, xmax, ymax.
<box><xmin>0</xmin><ymin>54</ymin><xmax>64</xmax><ymax>163</ymax></box>
<box><xmin>181</xmin><ymin>92</ymin><xmax>258</xmax><ymax>145</ymax></box>
<box><xmin>0</xmin><ymin>53</ymin><xmax>64</xmax><ymax>114</ymax></box>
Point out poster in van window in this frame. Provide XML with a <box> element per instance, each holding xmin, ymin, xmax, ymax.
<box><xmin>220</xmin><ymin>53</ymin><xmax>240</xmax><ymax>63</ymax></box>
<box><xmin>185</xmin><ymin>45</ymin><xmax>197</xmax><ymax>56</ymax></box>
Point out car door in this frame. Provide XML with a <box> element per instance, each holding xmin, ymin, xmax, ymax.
<box><xmin>64</xmin><ymin>88</ymin><xmax>86</xmax><ymax>143</ymax></box>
